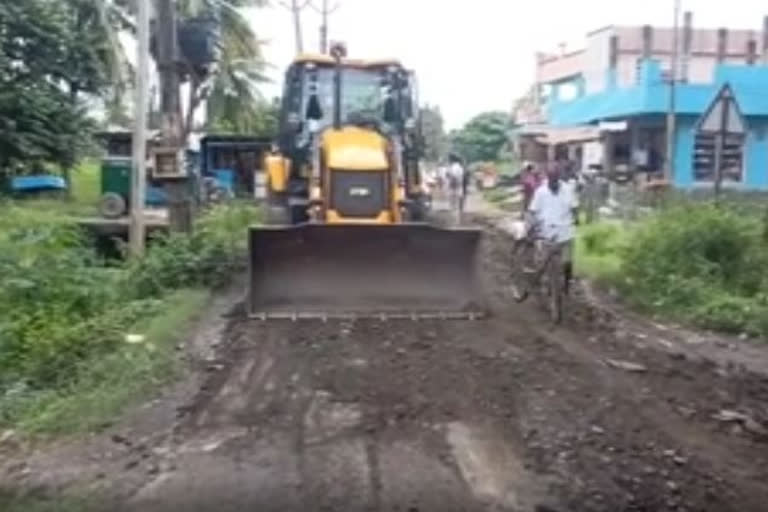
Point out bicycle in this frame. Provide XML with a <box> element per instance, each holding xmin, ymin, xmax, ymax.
<box><xmin>508</xmin><ymin>225</ymin><xmax>567</xmax><ymax>324</ymax></box>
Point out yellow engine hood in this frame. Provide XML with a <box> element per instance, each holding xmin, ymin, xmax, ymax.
<box><xmin>321</xmin><ymin>126</ymin><xmax>388</xmax><ymax>170</ymax></box>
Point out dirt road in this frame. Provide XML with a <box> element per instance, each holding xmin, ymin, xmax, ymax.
<box><xmin>3</xmin><ymin>213</ymin><xmax>768</xmax><ymax>512</ymax></box>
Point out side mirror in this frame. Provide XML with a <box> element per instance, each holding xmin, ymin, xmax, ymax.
<box><xmin>306</xmin><ymin>94</ymin><xmax>323</xmax><ymax>121</ymax></box>
<box><xmin>383</xmin><ymin>96</ymin><xmax>399</xmax><ymax>124</ymax></box>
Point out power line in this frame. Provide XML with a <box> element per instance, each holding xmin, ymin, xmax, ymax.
<box><xmin>279</xmin><ymin>0</ymin><xmax>312</xmax><ymax>54</ymax></box>
<box><xmin>309</xmin><ymin>0</ymin><xmax>340</xmax><ymax>54</ymax></box>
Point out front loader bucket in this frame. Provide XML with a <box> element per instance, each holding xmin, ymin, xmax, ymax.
<box><xmin>248</xmin><ymin>224</ymin><xmax>485</xmax><ymax>319</ymax></box>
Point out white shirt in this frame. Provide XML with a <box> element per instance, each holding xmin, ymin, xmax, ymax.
<box><xmin>450</xmin><ymin>162</ymin><xmax>465</xmax><ymax>181</ymax></box>
<box><xmin>528</xmin><ymin>183</ymin><xmax>577</xmax><ymax>243</ymax></box>
<box><xmin>562</xmin><ymin>177</ymin><xmax>580</xmax><ymax>208</ymax></box>
<box><xmin>541</xmin><ymin>177</ymin><xmax>580</xmax><ymax>209</ymax></box>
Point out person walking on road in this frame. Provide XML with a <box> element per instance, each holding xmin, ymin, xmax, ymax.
<box><xmin>520</xmin><ymin>161</ymin><xmax>540</xmax><ymax>214</ymax></box>
<box><xmin>447</xmin><ymin>153</ymin><xmax>466</xmax><ymax>219</ymax></box>
<box><xmin>460</xmin><ymin>160</ymin><xmax>472</xmax><ymax>213</ymax></box>
<box><xmin>560</xmin><ymin>160</ymin><xmax>581</xmax><ymax>226</ymax></box>
<box><xmin>526</xmin><ymin>165</ymin><xmax>578</xmax><ymax>295</ymax></box>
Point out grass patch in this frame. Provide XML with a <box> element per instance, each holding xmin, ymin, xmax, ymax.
<box><xmin>575</xmin><ymin>221</ymin><xmax>629</xmax><ymax>284</ymax></box>
<box><xmin>0</xmin><ymin>202</ymin><xmax>262</xmax><ymax>435</ymax></box>
<box><xmin>70</xmin><ymin>160</ymin><xmax>100</xmax><ymax>207</ymax></box>
<box><xmin>3</xmin><ymin>289</ymin><xmax>208</xmax><ymax>434</ymax></box>
<box><xmin>576</xmin><ymin>203</ymin><xmax>768</xmax><ymax>339</ymax></box>
<box><xmin>621</xmin><ymin>203</ymin><xmax>768</xmax><ymax>337</ymax></box>
<box><xmin>0</xmin><ymin>492</ymin><xmax>102</xmax><ymax>512</ymax></box>
<box><xmin>484</xmin><ymin>187</ymin><xmax>517</xmax><ymax>204</ymax></box>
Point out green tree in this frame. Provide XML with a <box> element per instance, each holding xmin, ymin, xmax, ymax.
<box><xmin>108</xmin><ymin>0</ymin><xmax>269</xmax><ymax>136</ymax></box>
<box><xmin>208</xmin><ymin>96</ymin><xmax>280</xmax><ymax>137</ymax></box>
<box><xmin>420</xmin><ymin>104</ymin><xmax>448</xmax><ymax>163</ymax></box>
<box><xmin>450</xmin><ymin>111</ymin><xmax>511</xmax><ymax>164</ymax></box>
<box><xmin>0</xmin><ymin>0</ymin><xmax>99</xmax><ymax>182</ymax></box>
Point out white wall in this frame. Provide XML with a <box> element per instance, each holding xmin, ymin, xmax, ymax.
<box><xmin>583</xmin><ymin>28</ymin><xmax>614</xmax><ymax>94</ymax></box>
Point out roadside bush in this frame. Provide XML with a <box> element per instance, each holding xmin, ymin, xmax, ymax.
<box><xmin>0</xmin><ymin>202</ymin><xmax>262</xmax><ymax>401</ymax></box>
<box><xmin>124</xmin><ymin>202</ymin><xmax>262</xmax><ymax>297</ymax></box>
<box><xmin>690</xmin><ymin>294</ymin><xmax>768</xmax><ymax>335</ymax></box>
<box><xmin>581</xmin><ymin>222</ymin><xmax>624</xmax><ymax>256</ymax></box>
<box><xmin>0</xmin><ymin>211</ymin><xmax>125</xmax><ymax>390</ymax></box>
<box><xmin>621</xmin><ymin>202</ymin><xmax>768</xmax><ymax>337</ymax></box>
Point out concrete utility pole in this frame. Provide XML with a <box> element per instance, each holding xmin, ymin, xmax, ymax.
<box><xmin>156</xmin><ymin>0</ymin><xmax>191</xmax><ymax>232</ymax></box>
<box><xmin>311</xmin><ymin>0</ymin><xmax>340</xmax><ymax>54</ymax></box>
<box><xmin>664</xmin><ymin>0</ymin><xmax>681</xmax><ymax>182</ymax></box>
<box><xmin>281</xmin><ymin>0</ymin><xmax>311</xmax><ymax>54</ymax></box>
<box><xmin>130</xmin><ymin>0</ymin><xmax>151</xmax><ymax>257</ymax></box>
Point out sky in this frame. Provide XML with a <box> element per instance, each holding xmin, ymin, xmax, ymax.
<box><xmin>246</xmin><ymin>0</ymin><xmax>768</xmax><ymax>129</ymax></box>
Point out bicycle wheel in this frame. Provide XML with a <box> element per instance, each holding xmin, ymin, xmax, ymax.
<box><xmin>547</xmin><ymin>251</ymin><xmax>564</xmax><ymax>324</ymax></box>
<box><xmin>508</xmin><ymin>240</ymin><xmax>531</xmax><ymax>303</ymax></box>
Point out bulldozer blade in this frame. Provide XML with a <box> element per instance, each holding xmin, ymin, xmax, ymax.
<box><xmin>248</xmin><ymin>223</ymin><xmax>485</xmax><ymax>319</ymax></box>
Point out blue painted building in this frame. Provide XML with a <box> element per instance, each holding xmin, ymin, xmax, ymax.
<box><xmin>517</xmin><ymin>21</ymin><xmax>768</xmax><ymax>190</ymax></box>
<box><xmin>548</xmin><ymin>60</ymin><xmax>768</xmax><ymax>190</ymax></box>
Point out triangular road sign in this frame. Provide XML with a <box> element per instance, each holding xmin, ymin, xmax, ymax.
<box><xmin>695</xmin><ymin>83</ymin><xmax>746</xmax><ymax>135</ymax></box>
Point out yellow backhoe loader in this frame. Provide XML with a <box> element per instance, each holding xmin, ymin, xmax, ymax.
<box><xmin>250</xmin><ymin>44</ymin><xmax>483</xmax><ymax>319</ymax></box>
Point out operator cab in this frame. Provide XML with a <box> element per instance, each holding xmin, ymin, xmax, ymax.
<box><xmin>274</xmin><ymin>53</ymin><xmax>423</xmax><ymax>222</ymax></box>
<box><xmin>278</xmin><ymin>54</ymin><xmax>418</xmax><ymax>150</ymax></box>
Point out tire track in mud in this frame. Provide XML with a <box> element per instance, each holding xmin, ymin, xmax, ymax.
<box><xmin>124</xmin><ymin>215</ymin><xmax>768</xmax><ymax>512</ymax></box>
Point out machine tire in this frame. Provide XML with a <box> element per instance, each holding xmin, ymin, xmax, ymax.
<box><xmin>289</xmin><ymin>203</ymin><xmax>309</xmax><ymax>224</ymax></box>
<box><xmin>401</xmin><ymin>197</ymin><xmax>428</xmax><ymax>223</ymax></box>
<box><xmin>99</xmin><ymin>192</ymin><xmax>127</xmax><ymax>219</ymax></box>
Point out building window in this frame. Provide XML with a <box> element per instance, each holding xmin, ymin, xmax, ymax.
<box><xmin>557</xmin><ymin>82</ymin><xmax>579</xmax><ymax>102</ymax></box>
<box><xmin>539</xmin><ymin>84</ymin><xmax>553</xmax><ymax>104</ymax></box>
<box><xmin>693</xmin><ymin>133</ymin><xmax>744</xmax><ymax>182</ymax></box>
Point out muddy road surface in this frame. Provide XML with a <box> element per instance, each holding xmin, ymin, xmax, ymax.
<box><xmin>3</xmin><ymin>219</ymin><xmax>768</xmax><ymax>512</ymax></box>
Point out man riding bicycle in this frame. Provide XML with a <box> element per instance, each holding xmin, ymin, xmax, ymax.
<box><xmin>525</xmin><ymin>165</ymin><xmax>578</xmax><ymax>295</ymax></box>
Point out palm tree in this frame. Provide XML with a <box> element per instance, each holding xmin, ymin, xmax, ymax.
<box><xmin>99</xmin><ymin>0</ymin><xmax>269</xmax><ymax>134</ymax></box>
<box><xmin>175</xmin><ymin>0</ymin><xmax>270</xmax><ymax>136</ymax></box>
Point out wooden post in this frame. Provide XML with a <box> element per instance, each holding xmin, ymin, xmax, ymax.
<box><xmin>665</xmin><ymin>0</ymin><xmax>680</xmax><ymax>182</ymax></box>
<box><xmin>713</xmin><ymin>132</ymin><xmax>723</xmax><ymax>200</ymax></box>
<box><xmin>762</xmin><ymin>16</ymin><xmax>768</xmax><ymax>64</ymax></box>
<box><xmin>747</xmin><ymin>36</ymin><xmax>758</xmax><ymax>65</ymax></box>
<box><xmin>642</xmin><ymin>25</ymin><xmax>653</xmax><ymax>59</ymax></box>
<box><xmin>129</xmin><ymin>0</ymin><xmax>150</xmax><ymax>257</ymax></box>
<box><xmin>716</xmin><ymin>28</ymin><xmax>728</xmax><ymax>63</ymax></box>
<box><xmin>681</xmin><ymin>11</ymin><xmax>693</xmax><ymax>82</ymax></box>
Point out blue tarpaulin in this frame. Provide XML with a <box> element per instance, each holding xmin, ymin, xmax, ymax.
<box><xmin>210</xmin><ymin>169</ymin><xmax>235</xmax><ymax>193</ymax></box>
<box><xmin>11</xmin><ymin>175</ymin><xmax>67</xmax><ymax>192</ymax></box>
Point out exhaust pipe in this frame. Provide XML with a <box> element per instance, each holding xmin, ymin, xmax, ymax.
<box><xmin>330</xmin><ymin>42</ymin><xmax>346</xmax><ymax>130</ymax></box>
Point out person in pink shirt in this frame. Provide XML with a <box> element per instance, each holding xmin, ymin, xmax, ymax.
<box><xmin>520</xmin><ymin>162</ymin><xmax>541</xmax><ymax>213</ymax></box>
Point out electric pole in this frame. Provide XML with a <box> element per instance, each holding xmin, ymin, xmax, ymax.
<box><xmin>280</xmin><ymin>0</ymin><xmax>311</xmax><ymax>54</ymax></box>
<box><xmin>311</xmin><ymin>0</ymin><xmax>340</xmax><ymax>54</ymax></box>
<box><xmin>156</xmin><ymin>0</ymin><xmax>191</xmax><ymax>232</ymax></box>
<box><xmin>665</xmin><ymin>0</ymin><xmax>681</xmax><ymax>182</ymax></box>
<box><xmin>130</xmin><ymin>0</ymin><xmax>151</xmax><ymax>257</ymax></box>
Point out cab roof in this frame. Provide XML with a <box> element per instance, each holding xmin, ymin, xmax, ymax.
<box><xmin>291</xmin><ymin>53</ymin><xmax>403</xmax><ymax>69</ymax></box>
